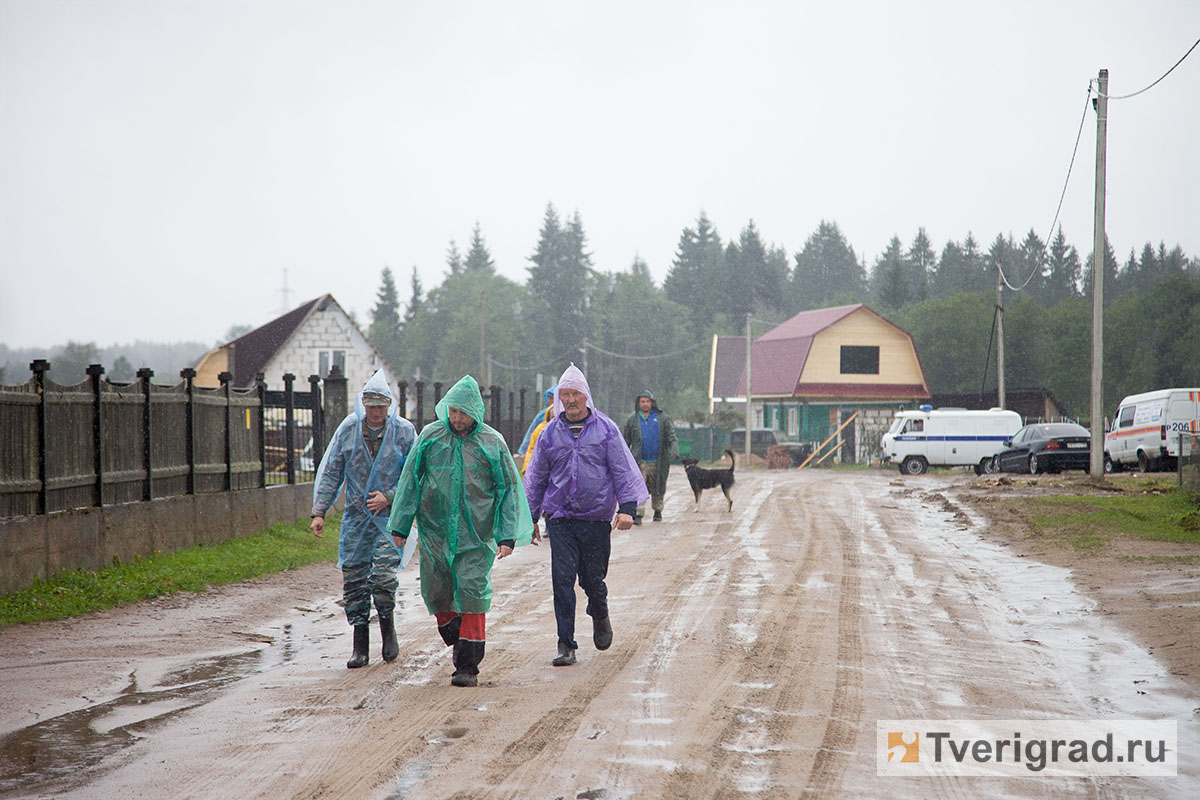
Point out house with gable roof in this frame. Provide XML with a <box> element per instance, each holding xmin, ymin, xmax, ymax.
<box><xmin>709</xmin><ymin>304</ymin><xmax>931</xmax><ymax>463</ymax></box>
<box><xmin>193</xmin><ymin>294</ymin><xmax>398</xmax><ymax>392</ymax></box>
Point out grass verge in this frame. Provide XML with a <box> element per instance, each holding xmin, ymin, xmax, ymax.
<box><xmin>0</xmin><ymin>514</ymin><xmax>341</xmax><ymax>628</ymax></box>
<box><xmin>1005</xmin><ymin>486</ymin><xmax>1200</xmax><ymax>552</ymax></box>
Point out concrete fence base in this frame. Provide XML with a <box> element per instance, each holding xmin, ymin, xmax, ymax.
<box><xmin>0</xmin><ymin>483</ymin><xmax>324</xmax><ymax>595</ymax></box>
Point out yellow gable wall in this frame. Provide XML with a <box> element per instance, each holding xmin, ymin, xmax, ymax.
<box><xmin>798</xmin><ymin>311</ymin><xmax>926</xmax><ymax>386</ymax></box>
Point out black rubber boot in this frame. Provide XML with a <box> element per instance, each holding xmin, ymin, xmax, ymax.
<box><xmin>552</xmin><ymin>641</ymin><xmax>576</xmax><ymax>666</ymax></box>
<box><xmin>592</xmin><ymin>615</ymin><xmax>613</xmax><ymax>651</ymax></box>
<box><xmin>437</xmin><ymin>615</ymin><xmax>462</xmax><ymax>647</ymax></box>
<box><xmin>451</xmin><ymin>640</ymin><xmax>484</xmax><ymax>687</ymax></box>
<box><xmin>379</xmin><ymin>612</ymin><xmax>399</xmax><ymax>662</ymax></box>
<box><xmin>346</xmin><ymin>624</ymin><xmax>369</xmax><ymax>669</ymax></box>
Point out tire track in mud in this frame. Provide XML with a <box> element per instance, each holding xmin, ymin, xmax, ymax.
<box><xmin>657</xmin><ymin>473</ymin><xmax>840</xmax><ymax>798</ymax></box>
<box><xmin>800</xmin><ymin>476</ymin><xmax>865</xmax><ymax>797</ymax></box>
<box><xmin>462</xmin><ymin>484</ymin><xmax>746</xmax><ymax>797</ymax></box>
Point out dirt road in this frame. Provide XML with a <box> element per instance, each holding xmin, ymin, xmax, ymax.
<box><xmin>1</xmin><ymin>469</ymin><xmax>1196</xmax><ymax>799</ymax></box>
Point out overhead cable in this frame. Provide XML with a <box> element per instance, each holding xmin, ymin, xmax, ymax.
<box><xmin>584</xmin><ymin>339</ymin><xmax>707</xmax><ymax>360</ymax></box>
<box><xmin>997</xmin><ymin>84</ymin><xmax>1093</xmax><ymax>292</ymax></box>
<box><xmin>1099</xmin><ymin>35</ymin><xmax>1200</xmax><ymax>101</ymax></box>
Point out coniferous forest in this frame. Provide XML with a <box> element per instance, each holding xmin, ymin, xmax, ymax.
<box><xmin>367</xmin><ymin>205</ymin><xmax>1200</xmax><ymax>425</ymax></box>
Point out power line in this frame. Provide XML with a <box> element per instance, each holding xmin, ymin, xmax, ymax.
<box><xmin>1099</xmin><ymin>35</ymin><xmax>1200</xmax><ymax>101</ymax></box>
<box><xmin>584</xmin><ymin>338</ymin><xmax>707</xmax><ymax>360</ymax></box>
<box><xmin>486</xmin><ymin>350</ymin><xmax>576</xmax><ymax>371</ymax></box>
<box><xmin>997</xmin><ymin>84</ymin><xmax>1093</xmax><ymax>292</ymax></box>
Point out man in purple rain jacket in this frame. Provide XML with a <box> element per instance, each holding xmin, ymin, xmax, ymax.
<box><xmin>524</xmin><ymin>363</ymin><xmax>649</xmax><ymax>667</ymax></box>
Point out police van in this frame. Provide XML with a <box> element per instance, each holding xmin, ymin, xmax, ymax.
<box><xmin>881</xmin><ymin>406</ymin><xmax>1023</xmax><ymax>475</ymax></box>
<box><xmin>1104</xmin><ymin>388</ymin><xmax>1200</xmax><ymax>472</ymax></box>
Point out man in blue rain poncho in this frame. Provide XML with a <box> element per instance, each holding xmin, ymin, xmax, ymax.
<box><xmin>516</xmin><ymin>384</ymin><xmax>556</xmax><ymax>472</ymax></box>
<box><xmin>311</xmin><ymin>370</ymin><xmax>416</xmax><ymax>669</ymax></box>
<box><xmin>388</xmin><ymin>375</ymin><xmax>535</xmax><ymax>687</ymax></box>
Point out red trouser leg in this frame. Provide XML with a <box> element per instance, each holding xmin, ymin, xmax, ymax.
<box><xmin>435</xmin><ymin>612</ymin><xmax>461</xmax><ymax>646</ymax></box>
<box><xmin>454</xmin><ymin>613</ymin><xmax>486</xmax><ymax>675</ymax></box>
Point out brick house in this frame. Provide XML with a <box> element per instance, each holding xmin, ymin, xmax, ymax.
<box><xmin>193</xmin><ymin>294</ymin><xmax>397</xmax><ymax>392</ymax></box>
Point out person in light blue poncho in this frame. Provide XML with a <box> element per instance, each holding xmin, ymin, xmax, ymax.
<box><xmin>311</xmin><ymin>369</ymin><xmax>416</xmax><ymax>668</ymax></box>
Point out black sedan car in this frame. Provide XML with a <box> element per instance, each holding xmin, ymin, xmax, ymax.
<box><xmin>993</xmin><ymin>422</ymin><xmax>1091</xmax><ymax>474</ymax></box>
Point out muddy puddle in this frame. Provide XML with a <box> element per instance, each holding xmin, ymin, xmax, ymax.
<box><xmin>0</xmin><ymin>642</ymin><xmax>280</xmax><ymax>797</ymax></box>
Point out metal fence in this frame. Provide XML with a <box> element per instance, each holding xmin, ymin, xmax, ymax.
<box><xmin>1</xmin><ymin>361</ymin><xmax>545</xmax><ymax>519</ymax></box>
<box><xmin>0</xmin><ymin>362</ymin><xmax>327</xmax><ymax>519</ymax></box>
<box><xmin>1179</xmin><ymin>432</ymin><xmax>1200</xmax><ymax>493</ymax></box>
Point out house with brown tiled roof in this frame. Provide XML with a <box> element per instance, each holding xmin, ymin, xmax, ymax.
<box><xmin>709</xmin><ymin>304</ymin><xmax>931</xmax><ymax>463</ymax></box>
<box><xmin>193</xmin><ymin>295</ymin><xmax>398</xmax><ymax>392</ymax></box>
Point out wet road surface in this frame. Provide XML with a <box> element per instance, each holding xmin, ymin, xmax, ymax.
<box><xmin>1</xmin><ymin>469</ymin><xmax>1196</xmax><ymax>798</ymax></box>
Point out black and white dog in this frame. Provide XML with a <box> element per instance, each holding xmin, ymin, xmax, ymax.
<box><xmin>680</xmin><ymin>449</ymin><xmax>736</xmax><ymax>512</ymax></box>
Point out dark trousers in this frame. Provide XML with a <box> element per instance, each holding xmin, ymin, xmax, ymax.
<box><xmin>548</xmin><ymin>518</ymin><xmax>612</xmax><ymax>649</ymax></box>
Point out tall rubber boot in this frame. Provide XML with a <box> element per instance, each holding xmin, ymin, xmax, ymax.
<box><xmin>436</xmin><ymin>614</ymin><xmax>462</xmax><ymax>647</ymax></box>
<box><xmin>346</xmin><ymin>624</ymin><xmax>369</xmax><ymax>669</ymax></box>
<box><xmin>451</xmin><ymin>639</ymin><xmax>485</xmax><ymax>687</ymax></box>
<box><xmin>379</xmin><ymin>612</ymin><xmax>399</xmax><ymax>662</ymax></box>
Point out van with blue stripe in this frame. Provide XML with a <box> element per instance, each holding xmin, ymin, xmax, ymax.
<box><xmin>881</xmin><ymin>406</ymin><xmax>1023</xmax><ymax>476</ymax></box>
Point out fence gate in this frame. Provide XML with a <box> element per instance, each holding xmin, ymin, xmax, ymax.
<box><xmin>262</xmin><ymin>374</ymin><xmax>324</xmax><ymax>485</ymax></box>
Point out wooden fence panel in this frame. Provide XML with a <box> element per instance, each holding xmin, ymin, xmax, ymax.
<box><xmin>102</xmin><ymin>381</ymin><xmax>145</xmax><ymax>505</ymax></box>
<box><xmin>43</xmin><ymin>378</ymin><xmax>95</xmax><ymax>514</ymax></box>
<box><xmin>150</xmin><ymin>384</ymin><xmax>189</xmax><ymax>498</ymax></box>
<box><xmin>0</xmin><ymin>379</ymin><xmax>40</xmax><ymax>517</ymax></box>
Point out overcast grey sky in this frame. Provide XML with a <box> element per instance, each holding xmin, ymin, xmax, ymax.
<box><xmin>2</xmin><ymin>1</ymin><xmax>1198</xmax><ymax>350</ymax></box>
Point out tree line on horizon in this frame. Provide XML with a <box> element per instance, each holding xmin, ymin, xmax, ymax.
<box><xmin>6</xmin><ymin>205</ymin><xmax>1196</xmax><ymax>427</ymax></box>
<box><xmin>367</xmin><ymin>204</ymin><xmax>1200</xmax><ymax>424</ymax></box>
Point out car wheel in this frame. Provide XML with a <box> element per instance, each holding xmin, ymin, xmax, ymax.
<box><xmin>901</xmin><ymin>456</ymin><xmax>927</xmax><ymax>475</ymax></box>
<box><xmin>982</xmin><ymin>456</ymin><xmax>1000</xmax><ymax>475</ymax></box>
<box><xmin>1104</xmin><ymin>455</ymin><xmax>1119</xmax><ymax>474</ymax></box>
<box><xmin>1137</xmin><ymin>451</ymin><xmax>1156</xmax><ymax>473</ymax></box>
<box><xmin>1028</xmin><ymin>454</ymin><xmax>1040</xmax><ymax>475</ymax></box>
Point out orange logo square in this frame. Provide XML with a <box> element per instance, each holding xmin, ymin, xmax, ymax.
<box><xmin>887</xmin><ymin>731</ymin><xmax>919</xmax><ymax>763</ymax></box>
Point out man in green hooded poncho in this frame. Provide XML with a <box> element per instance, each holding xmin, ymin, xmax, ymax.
<box><xmin>388</xmin><ymin>375</ymin><xmax>535</xmax><ymax>687</ymax></box>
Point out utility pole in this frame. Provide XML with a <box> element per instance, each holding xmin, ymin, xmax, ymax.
<box><xmin>995</xmin><ymin>262</ymin><xmax>1006</xmax><ymax>409</ymax></box>
<box><xmin>279</xmin><ymin>267</ymin><xmax>293</xmax><ymax>314</ymax></box>
<box><xmin>478</xmin><ymin>292</ymin><xmax>486</xmax><ymax>380</ymax></box>
<box><xmin>1090</xmin><ymin>68</ymin><xmax>1109</xmax><ymax>478</ymax></box>
<box><xmin>744</xmin><ymin>314</ymin><xmax>752</xmax><ymax>465</ymax></box>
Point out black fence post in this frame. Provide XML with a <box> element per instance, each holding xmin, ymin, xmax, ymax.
<box><xmin>86</xmin><ymin>364</ymin><xmax>105</xmax><ymax>507</ymax></box>
<box><xmin>322</xmin><ymin>365</ymin><xmax>348</xmax><ymax>447</ymax></box>
<box><xmin>397</xmin><ymin>381</ymin><xmax>408</xmax><ymax>420</ymax></box>
<box><xmin>414</xmin><ymin>380</ymin><xmax>425</xmax><ymax>433</ymax></box>
<box><xmin>256</xmin><ymin>373</ymin><xmax>267</xmax><ymax>489</ymax></box>
<box><xmin>433</xmin><ymin>381</ymin><xmax>444</xmax><ymax>413</ymax></box>
<box><xmin>180</xmin><ymin>368</ymin><xmax>196</xmax><ymax>494</ymax></box>
<box><xmin>283</xmin><ymin>373</ymin><xmax>296</xmax><ymax>485</ymax></box>
<box><xmin>30</xmin><ymin>359</ymin><xmax>49</xmax><ymax>515</ymax></box>
<box><xmin>308</xmin><ymin>373</ymin><xmax>323</xmax><ymax>472</ymax></box>
<box><xmin>519</xmin><ymin>387</ymin><xmax>527</xmax><ymax>434</ymax></box>
<box><xmin>490</xmin><ymin>385</ymin><xmax>502</xmax><ymax>428</ymax></box>
<box><xmin>138</xmin><ymin>367</ymin><xmax>154</xmax><ymax>501</ymax></box>
<box><xmin>219</xmin><ymin>371</ymin><xmax>233</xmax><ymax>491</ymax></box>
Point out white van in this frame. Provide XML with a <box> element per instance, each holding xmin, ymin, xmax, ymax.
<box><xmin>881</xmin><ymin>407</ymin><xmax>1023</xmax><ymax>475</ymax></box>
<box><xmin>1104</xmin><ymin>388</ymin><xmax>1200</xmax><ymax>472</ymax></box>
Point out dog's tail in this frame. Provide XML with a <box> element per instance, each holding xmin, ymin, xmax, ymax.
<box><xmin>724</xmin><ymin>448</ymin><xmax>736</xmax><ymax>471</ymax></box>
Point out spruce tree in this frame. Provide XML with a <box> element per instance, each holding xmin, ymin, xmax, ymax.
<box><xmin>464</xmin><ymin>222</ymin><xmax>496</xmax><ymax>272</ymax></box>
<box><xmin>369</xmin><ymin>267</ymin><xmax>403</xmax><ymax>370</ymax></box>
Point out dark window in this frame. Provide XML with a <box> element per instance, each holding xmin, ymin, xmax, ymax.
<box><xmin>1118</xmin><ymin>406</ymin><xmax>1135</xmax><ymax>429</ymax></box>
<box><xmin>840</xmin><ymin>345</ymin><xmax>879</xmax><ymax>375</ymax></box>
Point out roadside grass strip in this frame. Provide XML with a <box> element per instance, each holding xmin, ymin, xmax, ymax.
<box><xmin>0</xmin><ymin>514</ymin><xmax>341</xmax><ymax>627</ymax></box>
<box><xmin>1008</xmin><ymin>488</ymin><xmax>1200</xmax><ymax>551</ymax></box>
